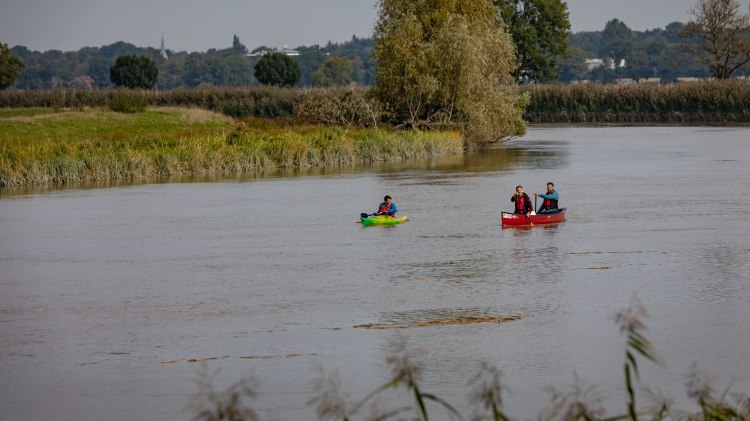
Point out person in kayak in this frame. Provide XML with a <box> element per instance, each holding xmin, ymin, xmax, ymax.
<box><xmin>511</xmin><ymin>185</ymin><xmax>533</xmax><ymax>214</ymax></box>
<box><xmin>535</xmin><ymin>182</ymin><xmax>560</xmax><ymax>214</ymax></box>
<box><xmin>376</xmin><ymin>195</ymin><xmax>398</xmax><ymax>217</ymax></box>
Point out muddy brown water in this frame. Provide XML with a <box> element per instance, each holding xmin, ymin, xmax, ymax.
<box><xmin>1</xmin><ymin>126</ymin><xmax>749</xmax><ymax>420</ymax></box>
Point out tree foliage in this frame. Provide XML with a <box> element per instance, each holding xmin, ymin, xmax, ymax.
<box><xmin>373</xmin><ymin>0</ymin><xmax>527</xmax><ymax>143</ymax></box>
<box><xmin>495</xmin><ymin>0</ymin><xmax>571</xmax><ymax>82</ymax></box>
<box><xmin>683</xmin><ymin>0</ymin><xmax>750</xmax><ymax>79</ymax></box>
<box><xmin>312</xmin><ymin>56</ymin><xmax>353</xmax><ymax>87</ymax></box>
<box><xmin>254</xmin><ymin>53</ymin><xmax>301</xmax><ymax>87</ymax></box>
<box><xmin>0</xmin><ymin>43</ymin><xmax>25</xmax><ymax>90</ymax></box>
<box><xmin>109</xmin><ymin>55</ymin><xmax>158</xmax><ymax>89</ymax></box>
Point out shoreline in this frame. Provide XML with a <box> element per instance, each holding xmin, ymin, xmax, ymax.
<box><xmin>0</xmin><ymin>107</ymin><xmax>463</xmax><ymax>188</ymax></box>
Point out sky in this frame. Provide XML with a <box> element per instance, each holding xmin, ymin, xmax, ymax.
<box><xmin>1</xmin><ymin>0</ymin><xmax>749</xmax><ymax>53</ymax></box>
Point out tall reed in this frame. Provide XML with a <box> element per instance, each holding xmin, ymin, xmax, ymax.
<box><xmin>4</xmin><ymin>81</ymin><xmax>749</xmax><ymax>124</ymax></box>
<box><xmin>522</xmin><ymin>80</ymin><xmax>750</xmax><ymax>123</ymax></box>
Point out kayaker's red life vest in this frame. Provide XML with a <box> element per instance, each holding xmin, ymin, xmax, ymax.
<box><xmin>378</xmin><ymin>203</ymin><xmax>392</xmax><ymax>214</ymax></box>
<box><xmin>513</xmin><ymin>194</ymin><xmax>530</xmax><ymax>214</ymax></box>
<box><xmin>542</xmin><ymin>192</ymin><xmax>558</xmax><ymax>211</ymax></box>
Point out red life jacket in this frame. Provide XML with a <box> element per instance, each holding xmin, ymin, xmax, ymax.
<box><xmin>514</xmin><ymin>195</ymin><xmax>527</xmax><ymax>213</ymax></box>
<box><xmin>378</xmin><ymin>203</ymin><xmax>392</xmax><ymax>214</ymax></box>
<box><xmin>542</xmin><ymin>191</ymin><xmax>558</xmax><ymax>210</ymax></box>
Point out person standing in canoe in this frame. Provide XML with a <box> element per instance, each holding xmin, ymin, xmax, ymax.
<box><xmin>376</xmin><ymin>195</ymin><xmax>398</xmax><ymax>217</ymax></box>
<box><xmin>511</xmin><ymin>186</ymin><xmax>533</xmax><ymax>215</ymax></box>
<box><xmin>535</xmin><ymin>182</ymin><xmax>560</xmax><ymax>214</ymax></box>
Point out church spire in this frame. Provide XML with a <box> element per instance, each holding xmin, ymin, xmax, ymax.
<box><xmin>160</xmin><ymin>33</ymin><xmax>168</xmax><ymax>60</ymax></box>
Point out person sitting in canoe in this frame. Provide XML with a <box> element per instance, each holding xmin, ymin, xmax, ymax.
<box><xmin>511</xmin><ymin>185</ymin><xmax>533</xmax><ymax>215</ymax></box>
<box><xmin>535</xmin><ymin>182</ymin><xmax>560</xmax><ymax>214</ymax></box>
<box><xmin>376</xmin><ymin>195</ymin><xmax>398</xmax><ymax>217</ymax></box>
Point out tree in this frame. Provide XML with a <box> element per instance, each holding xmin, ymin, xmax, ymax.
<box><xmin>600</xmin><ymin>19</ymin><xmax>635</xmax><ymax>64</ymax></box>
<box><xmin>254</xmin><ymin>53</ymin><xmax>301</xmax><ymax>86</ymax></box>
<box><xmin>556</xmin><ymin>47</ymin><xmax>590</xmax><ymax>82</ymax></box>
<box><xmin>312</xmin><ymin>56</ymin><xmax>353</xmax><ymax>86</ymax></box>
<box><xmin>109</xmin><ymin>55</ymin><xmax>158</xmax><ymax>88</ymax></box>
<box><xmin>232</xmin><ymin>34</ymin><xmax>248</xmax><ymax>54</ymax></box>
<box><xmin>1</xmin><ymin>43</ymin><xmax>25</xmax><ymax>89</ymax></box>
<box><xmin>495</xmin><ymin>0</ymin><xmax>571</xmax><ymax>82</ymax></box>
<box><xmin>373</xmin><ymin>0</ymin><xmax>527</xmax><ymax>143</ymax></box>
<box><xmin>683</xmin><ymin>0</ymin><xmax>750</xmax><ymax>79</ymax></box>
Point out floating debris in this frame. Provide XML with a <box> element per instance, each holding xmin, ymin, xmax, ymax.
<box><xmin>552</xmin><ymin>266</ymin><xmax>612</xmax><ymax>271</ymax></box>
<box><xmin>568</xmin><ymin>251</ymin><xmax>643</xmax><ymax>255</ymax></box>
<box><xmin>239</xmin><ymin>353</ymin><xmax>313</xmax><ymax>359</ymax></box>
<box><xmin>161</xmin><ymin>356</ymin><xmax>229</xmax><ymax>364</ymax></box>
<box><xmin>107</xmin><ymin>352</ymin><xmax>130</xmax><ymax>355</ymax></box>
<box><xmin>354</xmin><ymin>315</ymin><xmax>522</xmax><ymax>329</ymax></box>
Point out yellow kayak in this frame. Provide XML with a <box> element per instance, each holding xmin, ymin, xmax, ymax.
<box><xmin>360</xmin><ymin>215</ymin><xmax>409</xmax><ymax>226</ymax></box>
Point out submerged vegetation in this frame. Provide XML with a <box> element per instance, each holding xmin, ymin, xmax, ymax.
<box><xmin>0</xmin><ymin>107</ymin><xmax>462</xmax><ymax>187</ymax></box>
<box><xmin>192</xmin><ymin>298</ymin><xmax>750</xmax><ymax>421</ymax></box>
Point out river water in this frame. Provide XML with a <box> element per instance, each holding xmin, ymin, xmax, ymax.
<box><xmin>1</xmin><ymin>126</ymin><xmax>749</xmax><ymax>420</ymax></box>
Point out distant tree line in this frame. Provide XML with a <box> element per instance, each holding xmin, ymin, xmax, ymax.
<box><xmin>2</xmin><ymin>0</ymin><xmax>749</xmax><ymax>90</ymax></box>
<box><xmin>5</xmin><ymin>35</ymin><xmax>375</xmax><ymax>90</ymax></box>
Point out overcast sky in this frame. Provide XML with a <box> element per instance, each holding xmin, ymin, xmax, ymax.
<box><xmin>2</xmin><ymin>0</ymin><xmax>749</xmax><ymax>53</ymax></box>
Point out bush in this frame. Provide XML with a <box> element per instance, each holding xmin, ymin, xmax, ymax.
<box><xmin>254</xmin><ymin>53</ymin><xmax>301</xmax><ymax>87</ymax></box>
<box><xmin>294</xmin><ymin>87</ymin><xmax>385</xmax><ymax>128</ymax></box>
<box><xmin>108</xmin><ymin>89</ymin><xmax>149</xmax><ymax>113</ymax></box>
<box><xmin>110</xmin><ymin>55</ymin><xmax>158</xmax><ymax>89</ymax></box>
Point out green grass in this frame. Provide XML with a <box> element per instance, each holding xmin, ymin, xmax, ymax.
<box><xmin>0</xmin><ymin>108</ymin><xmax>463</xmax><ymax>187</ymax></box>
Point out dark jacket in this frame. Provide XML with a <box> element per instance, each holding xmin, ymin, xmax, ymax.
<box><xmin>511</xmin><ymin>193</ymin><xmax>533</xmax><ymax>214</ymax></box>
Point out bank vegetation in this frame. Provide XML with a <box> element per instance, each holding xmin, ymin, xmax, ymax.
<box><xmin>0</xmin><ymin>107</ymin><xmax>462</xmax><ymax>188</ymax></box>
<box><xmin>2</xmin><ymin>80</ymin><xmax>749</xmax><ymax>126</ymax></box>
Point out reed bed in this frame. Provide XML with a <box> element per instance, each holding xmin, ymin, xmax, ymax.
<box><xmin>522</xmin><ymin>80</ymin><xmax>750</xmax><ymax>123</ymax></box>
<box><xmin>0</xmin><ymin>86</ymin><xmax>304</xmax><ymax>118</ymax></box>
<box><xmin>0</xmin><ymin>108</ymin><xmax>462</xmax><ymax>188</ymax></box>
<box><xmin>3</xmin><ymin>81</ymin><xmax>750</xmax><ymax>124</ymax></box>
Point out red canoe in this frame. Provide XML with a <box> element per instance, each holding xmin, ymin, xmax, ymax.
<box><xmin>501</xmin><ymin>208</ymin><xmax>566</xmax><ymax>227</ymax></box>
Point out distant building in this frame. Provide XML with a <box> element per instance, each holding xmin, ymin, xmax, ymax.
<box><xmin>677</xmin><ymin>77</ymin><xmax>702</xmax><ymax>83</ymax></box>
<box><xmin>639</xmin><ymin>77</ymin><xmax>661</xmax><ymax>84</ymax></box>
<box><xmin>585</xmin><ymin>58</ymin><xmax>604</xmax><ymax>71</ymax></box>
<box><xmin>248</xmin><ymin>45</ymin><xmax>300</xmax><ymax>57</ymax></box>
<box><xmin>585</xmin><ymin>58</ymin><xmax>626</xmax><ymax>71</ymax></box>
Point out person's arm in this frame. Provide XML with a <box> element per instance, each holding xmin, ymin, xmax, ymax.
<box><xmin>388</xmin><ymin>203</ymin><xmax>397</xmax><ymax>215</ymax></box>
<box><xmin>525</xmin><ymin>194</ymin><xmax>533</xmax><ymax>213</ymax></box>
<box><xmin>538</xmin><ymin>191</ymin><xmax>558</xmax><ymax>200</ymax></box>
<box><xmin>511</xmin><ymin>195</ymin><xmax>517</xmax><ymax>202</ymax></box>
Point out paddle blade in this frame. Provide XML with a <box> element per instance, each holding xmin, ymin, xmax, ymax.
<box><xmin>360</xmin><ymin>213</ymin><xmax>369</xmax><ymax>218</ymax></box>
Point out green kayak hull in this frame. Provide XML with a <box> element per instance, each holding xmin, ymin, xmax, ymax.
<box><xmin>360</xmin><ymin>215</ymin><xmax>409</xmax><ymax>226</ymax></box>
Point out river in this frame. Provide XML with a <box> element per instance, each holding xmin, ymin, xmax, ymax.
<box><xmin>1</xmin><ymin>126</ymin><xmax>749</xmax><ymax>420</ymax></box>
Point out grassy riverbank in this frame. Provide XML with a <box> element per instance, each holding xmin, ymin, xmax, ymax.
<box><xmin>0</xmin><ymin>107</ymin><xmax>463</xmax><ymax>188</ymax></box>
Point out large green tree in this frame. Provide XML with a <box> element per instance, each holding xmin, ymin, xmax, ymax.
<box><xmin>495</xmin><ymin>0</ymin><xmax>571</xmax><ymax>82</ymax></box>
<box><xmin>312</xmin><ymin>56</ymin><xmax>353</xmax><ymax>86</ymax></box>
<box><xmin>0</xmin><ymin>43</ymin><xmax>25</xmax><ymax>89</ymax></box>
<box><xmin>109</xmin><ymin>55</ymin><xmax>158</xmax><ymax>89</ymax></box>
<box><xmin>254</xmin><ymin>53</ymin><xmax>301</xmax><ymax>87</ymax></box>
<box><xmin>683</xmin><ymin>0</ymin><xmax>750</xmax><ymax>79</ymax></box>
<box><xmin>373</xmin><ymin>0</ymin><xmax>527</xmax><ymax>143</ymax></box>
